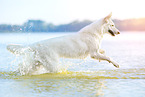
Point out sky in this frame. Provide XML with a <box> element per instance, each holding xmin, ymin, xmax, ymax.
<box><xmin>0</xmin><ymin>0</ymin><xmax>145</xmax><ymax>25</ymax></box>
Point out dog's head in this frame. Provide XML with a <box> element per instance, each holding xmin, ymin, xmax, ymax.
<box><xmin>102</xmin><ymin>13</ymin><xmax>120</xmax><ymax>36</ymax></box>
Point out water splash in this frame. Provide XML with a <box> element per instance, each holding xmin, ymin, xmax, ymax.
<box><xmin>10</xmin><ymin>48</ymin><xmax>74</xmax><ymax>75</ymax></box>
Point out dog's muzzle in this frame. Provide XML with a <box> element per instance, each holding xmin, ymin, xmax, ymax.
<box><xmin>108</xmin><ymin>30</ymin><xmax>115</xmax><ymax>36</ymax></box>
<box><xmin>108</xmin><ymin>30</ymin><xmax>120</xmax><ymax>36</ymax></box>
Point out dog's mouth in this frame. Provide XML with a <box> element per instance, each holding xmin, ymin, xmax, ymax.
<box><xmin>108</xmin><ymin>30</ymin><xmax>115</xmax><ymax>36</ymax></box>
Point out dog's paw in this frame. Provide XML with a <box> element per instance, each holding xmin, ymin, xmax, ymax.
<box><xmin>110</xmin><ymin>60</ymin><xmax>120</xmax><ymax>68</ymax></box>
<box><xmin>113</xmin><ymin>64</ymin><xmax>119</xmax><ymax>68</ymax></box>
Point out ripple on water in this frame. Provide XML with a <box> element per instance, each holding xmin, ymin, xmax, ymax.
<box><xmin>1</xmin><ymin>68</ymin><xmax>145</xmax><ymax>80</ymax></box>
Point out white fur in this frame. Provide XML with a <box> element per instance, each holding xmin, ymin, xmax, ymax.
<box><xmin>7</xmin><ymin>13</ymin><xmax>120</xmax><ymax>75</ymax></box>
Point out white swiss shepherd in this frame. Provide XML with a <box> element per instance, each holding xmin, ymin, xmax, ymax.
<box><xmin>7</xmin><ymin>13</ymin><xmax>120</xmax><ymax>75</ymax></box>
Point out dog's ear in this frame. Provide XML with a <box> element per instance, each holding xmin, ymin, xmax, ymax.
<box><xmin>103</xmin><ymin>12</ymin><xmax>112</xmax><ymax>23</ymax></box>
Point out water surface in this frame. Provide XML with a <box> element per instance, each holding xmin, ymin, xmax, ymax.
<box><xmin>0</xmin><ymin>32</ymin><xmax>145</xmax><ymax>97</ymax></box>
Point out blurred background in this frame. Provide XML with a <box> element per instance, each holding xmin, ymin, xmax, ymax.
<box><xmin>0</xmin><ymin>0</ymin><xmax>145</xmax><ymax>32</ymax></box>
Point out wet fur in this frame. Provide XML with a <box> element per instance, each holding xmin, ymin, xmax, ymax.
<box><xmin>7</xmin><ymin>13</ymin><xmax>120</xmax><ymax>75</ymax></box>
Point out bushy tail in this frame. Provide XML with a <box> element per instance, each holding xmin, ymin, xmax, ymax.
<box><xmin>7</xmin><ymin>44</ymin><xmax>25</xmax><ymax>55</ymax></box>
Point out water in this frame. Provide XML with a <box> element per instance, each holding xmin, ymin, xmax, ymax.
<box><xmin>0</xmin><ymin>32</ymin><xmax>145</xmax><ymax>97</ymax></box>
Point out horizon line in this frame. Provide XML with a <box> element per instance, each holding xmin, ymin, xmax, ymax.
<box><xmin>1</xmin><ymin>17</ymin><xmax>145</xmax><ymax>25</ymax></box>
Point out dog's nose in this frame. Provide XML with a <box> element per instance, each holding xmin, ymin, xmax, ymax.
<box><xmin>117</xmin><ymin>32</ymin><xmax>120</xmax><ymax>34</ymax></box>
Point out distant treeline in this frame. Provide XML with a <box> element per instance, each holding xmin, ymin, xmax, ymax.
<box><xmin>0</xmin><ymin>18</ymin><xmax>145</xmax><ymax>32</ymax></box>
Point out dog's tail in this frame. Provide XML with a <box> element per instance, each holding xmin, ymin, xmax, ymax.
<box><xmin>7</xmin><ymin>44</ymin><xmax>32</xmax><ymax>55</ymax></box>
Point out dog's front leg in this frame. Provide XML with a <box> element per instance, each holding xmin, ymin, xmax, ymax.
<box><xmin>98</xmin><ymin>49</ymin><xmax>105</xmax><ymax>62</ymax></box>
<box><xmin>91</xmin><ymin>52</ymin><xmax>119</xmax><ymax>68</ymax></box>
<box><xmin>99</xmin><ymin>49</ymin><xmax>105</xmax><ymax>55</ymax></box>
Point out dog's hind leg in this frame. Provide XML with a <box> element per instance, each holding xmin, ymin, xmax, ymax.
<box><xmin>91</xmin><ymin>52</ymin><xmax>119</xmax><ymax>68</ymax></box>
<box><xmin>38</xmin><ymin>58</ymin><xmax>59</xmax><ymax>73</ymax></box>
<box><xmin>48</xmin><ymin>60</ymin><xmax>59</xmax><ymax>73</ymax></box>
<box><xmin>37</xmin><ymin>52</ymin><xmax>59</xmax><ymax>73</ymax></box>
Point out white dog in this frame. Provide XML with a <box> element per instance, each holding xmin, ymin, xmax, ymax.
<box><xmin>7</xmin><ymin>13</ymin><xmax>120</xmax><ymax>75</ymax></box>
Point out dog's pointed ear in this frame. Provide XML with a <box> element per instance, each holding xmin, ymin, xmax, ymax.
<box><xmin>103</xmin><ymin>12</ymin><xmax>112</xmax><ymax>23</ymax></box>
